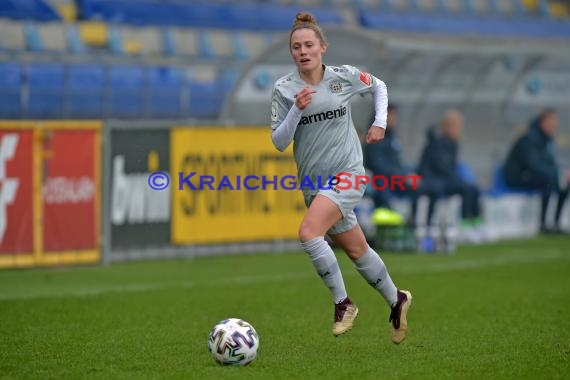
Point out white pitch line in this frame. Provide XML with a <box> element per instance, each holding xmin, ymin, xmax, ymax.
<box><xmin>0</xmin><ymin>251</ymin><xmax>567</xmax><ymax>301</ymax></box>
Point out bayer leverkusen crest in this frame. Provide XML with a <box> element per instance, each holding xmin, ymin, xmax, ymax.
<box><xmin>329</xmin><ymin>80</ymin><xmax>343</xmax><ymax>93</ymax></box>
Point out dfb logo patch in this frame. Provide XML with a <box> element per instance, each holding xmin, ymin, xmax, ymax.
<box><xmin>359</xmin><ymin>71</ymin><xmax>372</xmax><ymax>86</ymax></box>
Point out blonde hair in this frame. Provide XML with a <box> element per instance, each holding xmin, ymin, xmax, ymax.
<box><xmin>290</xmin><ymin>12</ymin><xmax>327</xmax><ymax>48</ymax></box>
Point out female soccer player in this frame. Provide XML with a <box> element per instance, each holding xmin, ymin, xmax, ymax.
<box><xmin>270</xmin><ymin>12</ymin><xmax>412</xmax><ymax>343</ymax></box>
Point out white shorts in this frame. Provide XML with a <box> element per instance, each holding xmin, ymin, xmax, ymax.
<box><xmin>303</xmin><ymin>181</ymin><xmax>366</xmax><ymax>235</ymax></box>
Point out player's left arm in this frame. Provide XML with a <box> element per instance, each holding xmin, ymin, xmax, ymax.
<box><xmin>366</xmin><ymin>79</ymin><xmax>387</xmax><ymax>144</ymax></box>
<box><xmin>342</xmin><ymin>65</ymin><xmax>388</xmax><ymax>144</ymax></box>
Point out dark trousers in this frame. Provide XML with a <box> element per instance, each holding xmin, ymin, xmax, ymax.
<box><xmin>506</xmin><ymin>175</ymin><xmax>569</xmax><ymax>227</ymax></box>
<box><xmin>421</xmin><ymin>179</ymin><xmax>481</xmax><ymax>226</ymax></box>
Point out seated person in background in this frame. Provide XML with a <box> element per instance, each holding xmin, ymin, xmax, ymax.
<box><xmin>503</xmin><ymin>109</ymin><xmax>570</xmax><ymax>234</ymax></box>
<box><xmin>418</xmin><ymin>109</ymin><xmax>482</xmax><ymax>231</ymax></box>
<box><xmin>363</xmin><ymin>104</ymin><xmax>420</xmax><ymax>222</ymax></box>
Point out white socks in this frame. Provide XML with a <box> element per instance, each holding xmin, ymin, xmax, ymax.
<box><xmin>301</xmin><ymin>237</ymin><xmax>348</xmax><ymax>304</ymax></box>
<box><xmin>353</xmin><ymin>245</ymin><xmax>398</xmax><ymax>306</ymax></box>
<box><xmin>301</xmin><ymin>238</ymin><xmax>398</xmax><ymax>307</ymax></box>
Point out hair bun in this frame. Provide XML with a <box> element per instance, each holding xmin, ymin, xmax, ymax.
<box><xmin>294</xmin><ymin>12</ymin><xmax>317</xmax><ymax>27</ymax></box>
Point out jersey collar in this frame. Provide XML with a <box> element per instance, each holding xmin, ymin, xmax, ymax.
<box><xmin>294</xmin><ymin>64</ymin><xmax>329</xmax><ymax>86</ymax></box>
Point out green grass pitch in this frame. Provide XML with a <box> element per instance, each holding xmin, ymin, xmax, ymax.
<box><xmin>1</xmin><ymin>236</ymin><xmax>569</xmax><ymax>379</ymax></box>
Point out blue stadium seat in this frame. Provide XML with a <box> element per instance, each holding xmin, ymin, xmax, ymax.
<box><xmin>488</xmin><ymin>0</ymin><xmax>502</xmax><ymax>15</ymax></box>
<box><xmin>0</xmin><ymin>0</ymin><xmax>60</xmax><ymax>22</ymax></box>
<box><xmin>457</xmin><ymin>162</ymin><xmax>477</xmax><ymax>185</ymax></box>
<box><xmin>463</xmin><ymin>0</ymin><xmax>480</xmax><ymax>15</ymax></box>
<box><xmin>108</xmin><ymin>25</ymin><xmax>124</xmax><ymax>55</ymax></box>
<box><xmin>0</xmin><ymin>63</ymin><xmax>22</xmax><ymax>118</ymax></box>
<box><xmin>359</xmin><ymin>9</ymin><xmax>570</xmax><ymax>38</ymax></box>
<box><xmin>488</xmin><ymin>165</ymin><xmax>539</xmax><ymax>196</ymax></box>
<box><xmin>219</xmin><ymin>68</ymin><xmax>240</xmax><ymax>93</ymax></box>
<box><xmin>197</xmin><ymin>31</ymin><xmax>215</xmax><ymax>60</ymax></box>
<box><xmin>513</xmin><ymin>0</ymin><xmax>529</xmax><ymax>16</ymax></box>
<box><xmin>107</xmin><ymin>66</ymin><xmax>145</xmax><ymax>118</ymax></box>
<box><xmin>26</xmin><ymin>63</ymin><xmax>64</xmax><ymax>118</ymax></box>
<box><xmin>231</xmin><ymin>34</ymin><xmax>249</xmax><ymax>61</ymax></box>
<box><xmin>67</xmin><ymin>64</ymin><xmax>104</xmax><ymax>119</ymax></box>
<box><xmin>148</xmin><ymin>66</ymin><xmax>184</xmax><ymax>118</ymax></box>
<box><xmin>161</xmin><ymin>28</ymin><xmax>175</xmax><ymax>57</ymax></box>
<box><xmin>66</xmin><ymin>25</ymin><xmax>88</xmax><ymax>54</ymax></box>
<box><xmin>24</xmin><ymin>23</ymin><xmax>43</xmax><ymax>52</ymax></box>
<box><xmin>77</xmin><ymin>1</ymin><xmax>345</xmax><ymax>30</ymax></box>
<box><xmin>538</xmin><ymin>0</ymin><xmax>552</xmax><ymax>18</ymax></box>
<box><xmin>188</xmin><ymin>81</ymin><xmax>223</xmax><ymax>119</ymax></box>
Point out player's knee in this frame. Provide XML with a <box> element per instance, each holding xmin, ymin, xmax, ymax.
<box><xmin>344</xmin><ymin>241</ymin><xmax>368</xmax><ymax>260</ymax></box>
<box><xmin>333</xmin><ymin>229</ymin><xmax>368</xmax><ymax>260</ymax></box>
<box><xmin>299</xmin><ymin>220</ymin><xmax>319</xmax><ymax>243</ymax></box>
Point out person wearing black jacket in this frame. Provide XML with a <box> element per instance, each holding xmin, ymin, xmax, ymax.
<box><xmin>503</xmin><ymin>109</ymin><xmax>570</xmax><ymax>233</ymax></box>
<box><xmin>417</xmin><ymin>109</ymin><xmax>481</xmax><ymax>227</ymax></box>
<box><xmin>363</xmin><ymin>104</ymin><xmax>421</xmax><ymax>222</ymax></box>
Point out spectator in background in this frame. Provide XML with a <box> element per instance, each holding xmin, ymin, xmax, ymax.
<box><xmin>363</xmin><ymin>104</ymin><xmax>422</xmax><ymax>223</ymax></box>
<box><xmin>503</xmin><ymin>109</ymin><xmax>570</xmax><ymax>234</ymax></box>
<box><xmin>417</xmin><ymin>109</ymin><xmax>482</xmax><ymax>233</ymax></box>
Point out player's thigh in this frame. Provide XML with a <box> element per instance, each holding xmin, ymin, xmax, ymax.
<box><xmin>299</xmin><ymin>194</ymin><xmax>343</xmax><ymax>241</ymax></box>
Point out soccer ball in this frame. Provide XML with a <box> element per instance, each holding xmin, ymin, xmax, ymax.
<box><xmin>207</xmin><ymin>318</ymin><xmax>260</xmax><ymax>366</ymax></box>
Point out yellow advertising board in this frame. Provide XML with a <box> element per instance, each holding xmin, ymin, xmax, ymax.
<box><xmin>171</xmin><ymin>127</ymin><xmax>305</xmax><ymax>244</ymax></box>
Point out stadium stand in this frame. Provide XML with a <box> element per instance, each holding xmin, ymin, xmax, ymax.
<box><xmin>74</xmin><ymin>1</ymin><xmax>346</xmax><ymax>29</ymax></box>
<box><xmin>0</xmin><ymin>0</ymin><xmax>568</xmax><ymax>121</ymax></box>
<box><xmin>358</xmin><ymin>8</ymin><xmax>570</xmax><ymax>38</ymax></box>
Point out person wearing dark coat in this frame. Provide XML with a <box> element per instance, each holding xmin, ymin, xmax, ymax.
<box><xmin>363</xmin><ymin>104</ymin><xmax>421</xmax><ymax>222</ymax></box>
<box><xmin>503</xmin><ymin>109</ymin><xmax>570</xmax><ymax>233</ymax></box>
<box><xmin>417</xmin><ymin>109</ymin><xmax>481</xmax><ymax>227</ymax></box>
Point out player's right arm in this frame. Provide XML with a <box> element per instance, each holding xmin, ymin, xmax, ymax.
<box><xmin>271</xmin><ymin>85</ymin><xmax>315</xmax><ymax>152</ymax></box>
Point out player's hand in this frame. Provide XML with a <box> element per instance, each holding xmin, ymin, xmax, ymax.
<box><xmin>295</xmin><ymin>87</ymin><xmax>316</xmax><ymax>110</ymax></box>
<box><xmin>565</xmin><ymin>169</ymin><xmax>570</xmax><ymax>183</ymax></box>
<box><xmin>366</xmin><ymin>126</ymin><xmax>385</xmax><ymax>144</ymax></box>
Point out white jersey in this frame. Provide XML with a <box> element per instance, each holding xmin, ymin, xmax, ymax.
<box><xmin>271</xmin><ymin>65</ymin><xmax>381</xmax><ymax>195</ymax></box>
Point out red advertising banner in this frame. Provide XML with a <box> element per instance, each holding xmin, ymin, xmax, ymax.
<box><xmin>0</xmin><ymin>121</ymin><xmax>101</xmax><ymax>269</ymax></box>
<box><xmin>42</xmin><ymin>130</ymin><xmax>97</xmax><ymax>251</ymax></box>
<box><xmin>0</xmin><ymin>130</ymin><xmax>34</xmax><ymax>253</ymax></box>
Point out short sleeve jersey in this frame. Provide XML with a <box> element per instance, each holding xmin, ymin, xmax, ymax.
<box><xmin>271</xmin><ymin>65</ymin><xmax>380</xmax><ymax>194</ymax></box>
